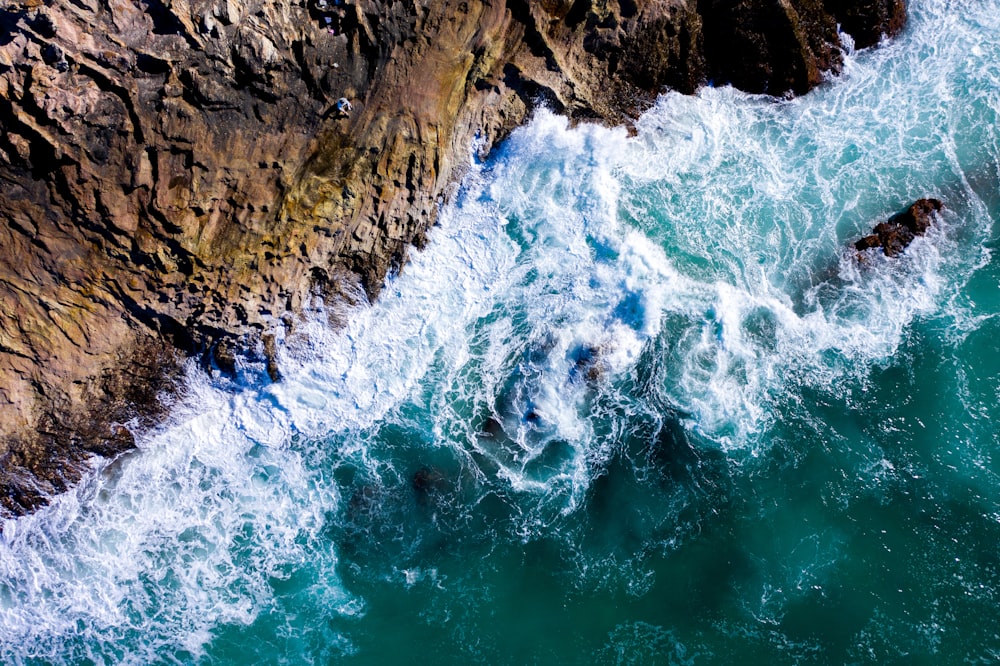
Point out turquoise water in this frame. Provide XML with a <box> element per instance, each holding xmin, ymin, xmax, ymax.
<box><xmin>4</xmin><ymin>0</ymin><xmax>1000</xmax><ymax>662</ymax></box>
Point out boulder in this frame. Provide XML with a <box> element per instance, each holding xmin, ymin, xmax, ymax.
<box><xmin>855</xmin><ymin>198</ymin><xmax>944</xmax><ymax>257</ymax></box>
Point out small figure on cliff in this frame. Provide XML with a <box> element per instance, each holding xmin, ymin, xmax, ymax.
<box><xmin>336</xmin><ymin>97</ymin><xmax>352</xmax><ymax>116</ymax></box>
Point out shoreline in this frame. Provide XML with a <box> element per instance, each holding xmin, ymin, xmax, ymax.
<box><xmin>0</xmin><ymin>0</ymin><xmax>904</xmax><ymax>515</ymax></box>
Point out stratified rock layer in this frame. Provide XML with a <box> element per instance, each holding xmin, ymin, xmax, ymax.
<box><xmin>0</xmin><ymin>0</ymin><xmax>906</xmax><ymax>515</ymax></box>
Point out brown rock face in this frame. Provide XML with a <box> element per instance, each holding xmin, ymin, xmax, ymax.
<box><xmin>855</xmin><ymin>198</ymin><xmax>943</xmax><ymax>257</ymax></box>
<box><xmin>0</xmin><ymin>0</ymin><xmax>906</xmax><ymax>515</ymax></box>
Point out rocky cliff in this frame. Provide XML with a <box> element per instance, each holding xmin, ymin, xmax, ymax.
<box><xmin>0</xmin><ymin>0</ymin><xmax>905</xmax><ymax>515</ymax></box>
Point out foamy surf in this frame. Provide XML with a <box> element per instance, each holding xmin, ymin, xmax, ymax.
<box><xmin>3</xmin><ymin>0</ymin><xmax>1000</xmax><ymax>661</ymax></box>
<box><xmin>0</xmin><ymin>372</ymin><xmax>350</xmax><ymax>663</ymax></box>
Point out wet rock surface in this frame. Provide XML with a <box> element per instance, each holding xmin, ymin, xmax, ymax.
<box><xmin>0</xmin><ymin>0</ymin><xmax>905</xmax><ymax>515</ymax></box>
<box><xmin>855</xmin><ymin>198</ymin><xmax>944</xmax><ymax>257</ymax></box>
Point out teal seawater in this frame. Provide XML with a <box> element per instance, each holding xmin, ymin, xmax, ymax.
<box><xmin>3</xmin><ymin>0</ymin><xmax>1000</xmax><ymax>662</ymax></box>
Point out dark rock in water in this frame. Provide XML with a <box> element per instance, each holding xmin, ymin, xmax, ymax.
<box><xmin>343</xmin><ymin>483</ymin><xmax>384</xmax><ymax>540</ymax></box>
<box><xmin>480</xmin><ymin>416</ymin><xmax>504</xmax><ymax>439</ymax></box>
<box><xmin>900</xmin><ymin>197</ymin><xmax>944</xmax><ymax>235</ymax></box>
<box><xmin>410</xmin><ymin>465</ymin><xmax>456</xmax><ymax>510</ymax></box>
<box><xmin>210</xmin><ymin>338</ymin><xmax>239</xmax><ymax>377</ymax></box>
<box><xmin>570</xmin><ymin>343</ymin><xmax>609</xmax><ymax>382</ymax></box>
<box><xmin>855</xmin><ymin>199</ymin><xmax>944</xmax><ymax>257</ymax></box>
<box><xmin>412</xmin><ymin>466</ymin><xmax>449</xmax><ymax>503</ymax></box>
<box><xmin>262</xmin><ymin>334</ymin><xmax>281</xmax><ymax>383</ymax></box>
<box><xmin>855</xmin><ymin>221</ymin><xmax>915</xmax><ymax>257</ymax></box>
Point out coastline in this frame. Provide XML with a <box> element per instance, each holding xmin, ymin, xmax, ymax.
<box><xmin>0</xmin><ymin>0</ymin><xmax>904</xmax><ymax>515</ymax></box>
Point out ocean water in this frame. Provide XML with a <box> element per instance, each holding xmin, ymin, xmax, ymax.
<box><xmin>3</xmin><ymin>0</ymin><xmax>1000</xmax><ymax>662</ymax></box>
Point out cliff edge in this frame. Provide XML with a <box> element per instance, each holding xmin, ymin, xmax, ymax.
<box><xmin>0</xmin><ymin>0</ymin><xmax>905</xmax><ymax>515</ymax></box>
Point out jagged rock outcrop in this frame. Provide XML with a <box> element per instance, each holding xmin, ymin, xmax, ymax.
<box><xmin>0</xmin><ymin>0</ymin><xmax>906</xmax><ymax>515</ymax></box>
<box><xmin>855</xmin><ymin>198</ymin><xmax>943</xmax><ymax>257</ymax></box>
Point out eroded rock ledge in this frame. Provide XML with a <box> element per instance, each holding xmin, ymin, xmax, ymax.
<box><xmin>0</xmin><ymin>0</ymin><xmax>905</xmax><ymax>515</ymax></box>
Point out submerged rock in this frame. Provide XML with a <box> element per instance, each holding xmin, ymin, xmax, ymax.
<box><xmin>0</xmin><ymin>0</ymin><xmax>907</xmax><ymax>515</ymax></box>
<box><xmin>570</xmin><ymin>343</ymin><xmax>606</xmax><ymax>383</ymax></box>
<box><xmin>412</xmin><ymin>466</ymin><xmax>450</xmax><ymax>504</ymax></box>
<box><xmin>855</xmin><ymin>198</ymin><xmax>944</xmax><ymax>257</ymax></box>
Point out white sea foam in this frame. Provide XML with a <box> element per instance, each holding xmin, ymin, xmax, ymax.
<box><xmin>0</xmin><ymin>373</ymin><xmax>350</xmax><ymax>664</ymax></box>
